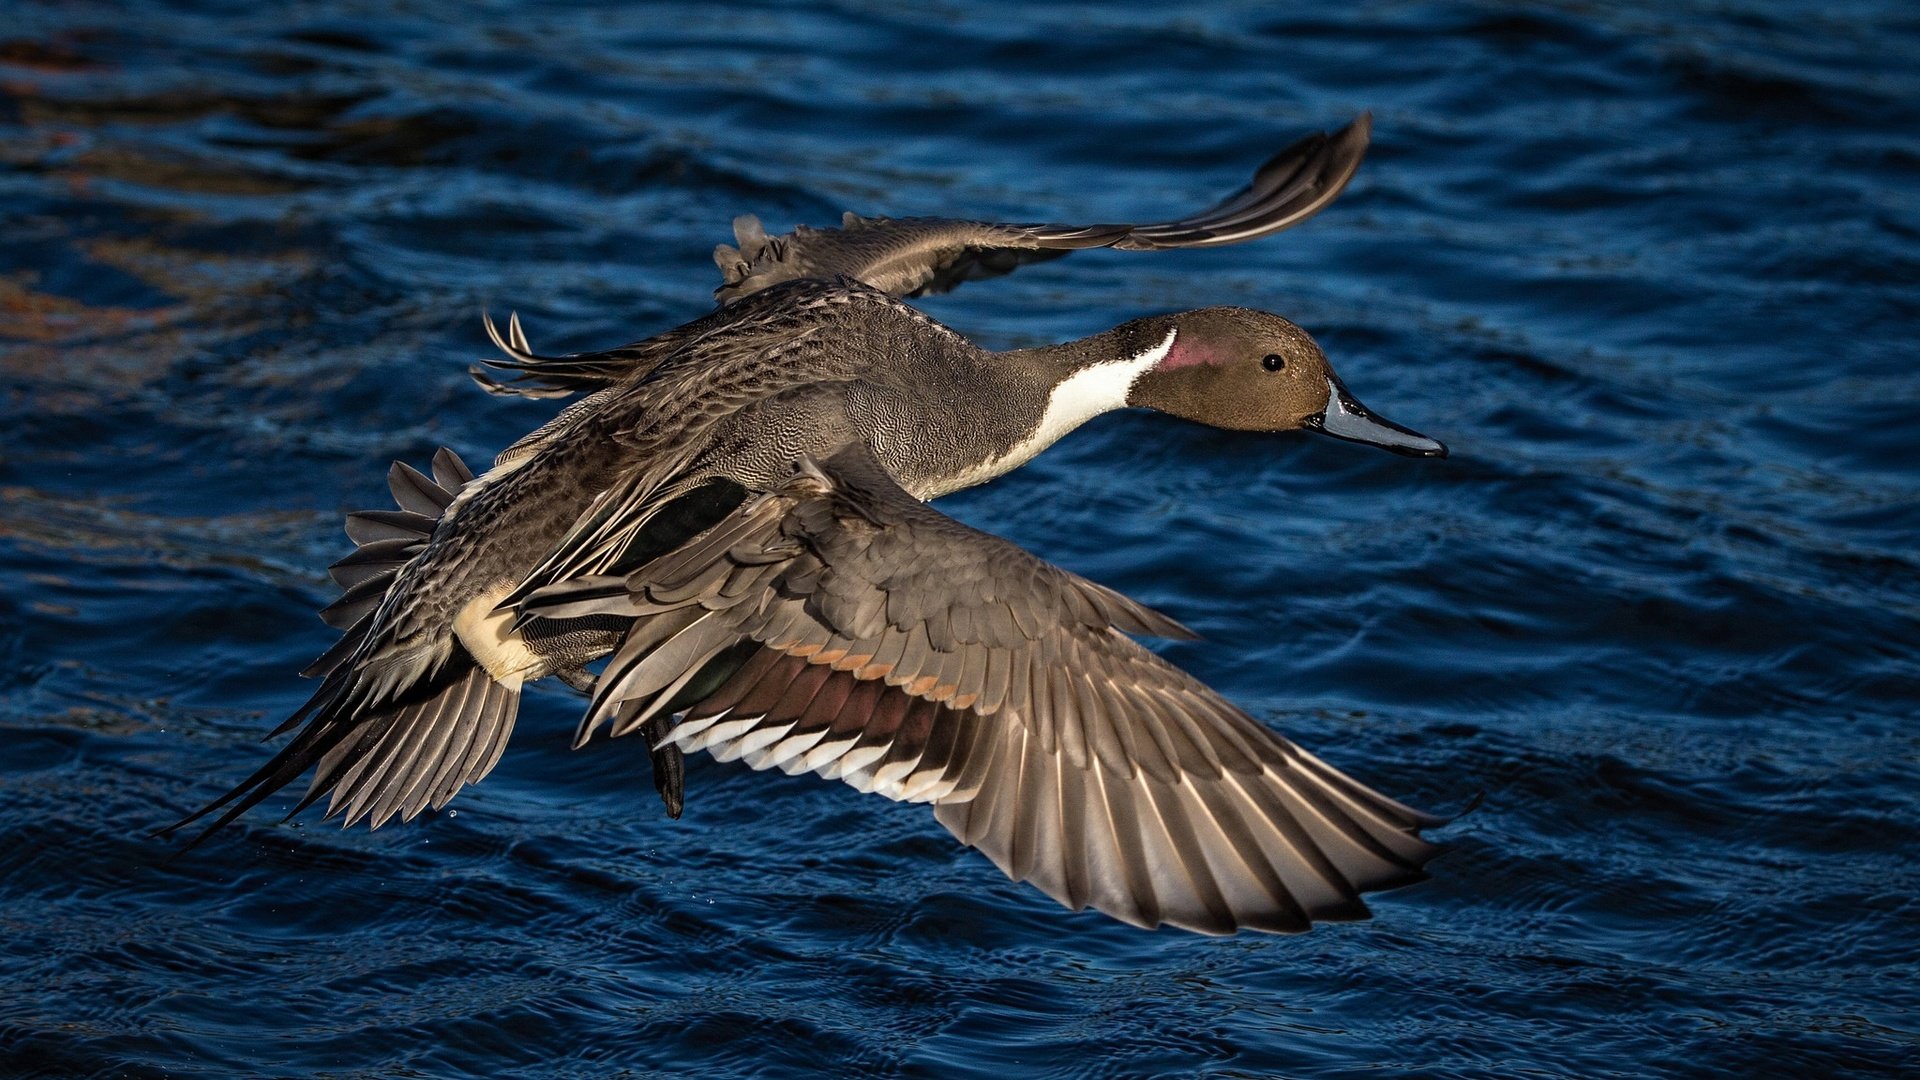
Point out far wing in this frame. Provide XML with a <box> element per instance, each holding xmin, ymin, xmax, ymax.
<box><xmin>713</xmin><ymin>114</ymin><xmax>1370</xmax><ymax>304</ymax></box>
<box><xmin>519</xmin><ymin>441</ymin><xmax>1445</xmax><ymax>935</ymax></box>
<box><xmin>472</xmin><ymin>119</ymin><xmax>1369</xmax><ymax>403</ymax></box>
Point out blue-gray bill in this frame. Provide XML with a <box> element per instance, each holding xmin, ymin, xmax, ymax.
<box><xmin>1307</xmin><ymin>373</ymin><xmax>1448</xmax><ymax>458</ymax></box>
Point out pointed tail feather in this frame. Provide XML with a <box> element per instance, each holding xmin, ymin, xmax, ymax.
<box><xmin>158</xmin><ymin>448</ymin><xmax>513</xmax><ymax>847</ymax></box>
<box><xmin>159</xmin><ymin>652</ymin><xmax>522</xmax><ymax>847</ymax></box>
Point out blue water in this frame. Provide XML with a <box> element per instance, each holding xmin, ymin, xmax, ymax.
<box><xmin>3</xmin><ymin>1</ymin><xmax>1917</xmax><ymax>1075</ymax></box>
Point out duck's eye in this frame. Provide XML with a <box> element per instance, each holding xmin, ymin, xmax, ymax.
<box><xmin>1261</xmin><ymin>353</ymin><xmax>1286</xmax><ymax>372</ymax></box>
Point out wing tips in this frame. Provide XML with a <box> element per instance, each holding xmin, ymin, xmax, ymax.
<box><xmin>931</xmin><ymin>719</ymin><xmax>1446</xmax><ymax>936</ymax></box>
<box><xmin>1112</xmin><ymin>112</ymin><xmax>1373</xmax><ymax>251</ymax></box>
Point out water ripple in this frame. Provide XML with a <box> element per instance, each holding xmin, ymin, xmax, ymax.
<box><xmin>4</xmin><ymin>0</ymin><xmax>1919</xmax><ymax>1076</ymax></box>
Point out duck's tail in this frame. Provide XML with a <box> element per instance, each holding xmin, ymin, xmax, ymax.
<box><xmin>469</xmin><ymin>310</ymin><xmax>675</xmax><ymax>398</ymax></box>
<box><xmin>159</xmin><ymin>447</ymin><xmax>524</xmax><ymax>847</ymax></box>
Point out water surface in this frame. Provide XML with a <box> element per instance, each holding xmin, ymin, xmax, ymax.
<box><xmin>3</xmin><ymin>1</ymin><xmax>1918</xmax><ymax>1076</ymax></box>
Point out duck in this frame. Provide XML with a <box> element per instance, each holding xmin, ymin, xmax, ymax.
<box><xmin>164</xmin><ymin>114</ymin><xmax>1453</xmax><ymax>936</ymax></box>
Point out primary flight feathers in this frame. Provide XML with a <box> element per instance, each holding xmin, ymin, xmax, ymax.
<box><xmin>712</xmin><ymin>114</ymin><xmax>1371</xmax><ymax>304</ymax></box>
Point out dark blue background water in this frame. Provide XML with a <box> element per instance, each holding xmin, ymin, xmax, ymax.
<box><xmin>3</xmin><ymin>1</ymin><xmax>1917</xmax><ymax>1075</ymax></box>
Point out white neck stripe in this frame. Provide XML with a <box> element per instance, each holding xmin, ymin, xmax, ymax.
<box><xmin>1020</xmin><ymin>324</ymin><xmax>1178</xmax><ymax>454</ymax></box>
<box><xmin>923</xmin><ymin>327</ymin><xmax>1177</xmax><ymax>498</ymax></box>
<box><xmin>1042</xmin><ymin>325</ymin><xmax>1178</xmax><ymax>432</ymax></box>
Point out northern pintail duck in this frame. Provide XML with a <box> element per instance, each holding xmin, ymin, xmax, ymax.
<box><xmin>168</xmin><ymin>115</ymin><xmax>1453</xmax><ymax>935</ymax></box>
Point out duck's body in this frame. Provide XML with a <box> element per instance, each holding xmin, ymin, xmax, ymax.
<box><xmin>382</xmin><ymin>283</ymin><xmax>1165</xmax><ymax>687</ymax></box>
<box><xmin>170</xmin><ymin>116</ymin><xmax>1457</xmax><ymax>936</ymax></box>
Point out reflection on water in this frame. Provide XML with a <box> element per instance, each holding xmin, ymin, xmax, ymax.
<box><xmin>3</xmin><ymin>1</ymin><xmax>1918</xmax><ymax>1076</ymax></box>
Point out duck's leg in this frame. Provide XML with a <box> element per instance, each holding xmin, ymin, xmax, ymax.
<box><xmin>638</xmin><ymin>716</ymin><xmax>685</xmax><ymax>819</ymax></box>
<box><xmin>548</xmin><ymin>666</ymin><xmax>685</xmax><ymax>817</ymax></box>
<box><xmin>616</xmin><ymin>642</ymin><xmax>760</xmax><ymax>820</ymax></box>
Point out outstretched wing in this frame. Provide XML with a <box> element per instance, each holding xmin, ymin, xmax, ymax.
<box><xmin>521</xmin><ymin>442</ymin><xmax>1445</xmax><ymax>935</ymax></box>
<box><xmin>470</xmin><ymin>119</ymin><xmax>1369</xmax><ymax>403</ymax></box>
<box><xmin>713</xmin><ymin>114</ymin><xmax>1371</xmax><ymax>305</ymax></box>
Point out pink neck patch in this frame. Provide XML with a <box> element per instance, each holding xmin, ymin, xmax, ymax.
<box><xmin>1153</xmin><ymin>334</ymin><xmax>1220</xmax><ymax>371</ymax></box>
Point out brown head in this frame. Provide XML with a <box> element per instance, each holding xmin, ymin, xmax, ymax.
<box><xmin>1125</xmin><ymin>308</ymin><xmax>1446</xmax><ymax>457</ymax></box>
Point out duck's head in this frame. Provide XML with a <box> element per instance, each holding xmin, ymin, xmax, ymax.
<box><xmin>1126</xmin><ymin>308</ymin><xmax>1446</xmax><ymax>457</ymax></box>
